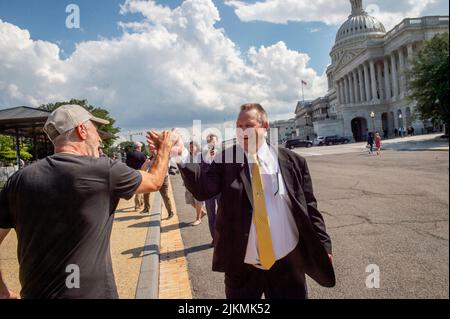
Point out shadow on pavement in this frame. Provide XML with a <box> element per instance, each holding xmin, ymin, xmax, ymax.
<box><xmin>128</xmin><ymin>220</ymin><xmax>160</xmax><ymax>228</ymax></box>
<box><xmin>115</xmin><ymin>206</ymin><xmax>136</xmax><ymax>214</ymax></box>
<box><xmin>161</xmin><ymin>222</ymin><xmax>192</xmax><ymax>233</ymax></box>
<box><xmin>121</xmin><ymin>244</ymin><xmax>159</xmax><ymax>259</ymax></box>
<box><xmin>114</xmin><ymin>215</ymin><xmax>149</xmax><ymax>222</ymax></box>
<box><xmin>160</xmin><ymin>243</ymin><xmax>212</xmax><ymax>262</ymax></box>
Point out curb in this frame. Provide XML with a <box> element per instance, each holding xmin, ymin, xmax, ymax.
<box><xmin>135</xmin><ymin>193</ymin><xmax>162</xmax><ymax>299</ymax></box>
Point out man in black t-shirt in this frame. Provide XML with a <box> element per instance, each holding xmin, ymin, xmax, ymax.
<box><xmin>0</xmin><ymin>104</ymin><xmax>174</xmax><ymax>299</ymax></box>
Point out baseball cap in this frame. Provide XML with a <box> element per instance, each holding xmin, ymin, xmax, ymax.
<box><xmin>44</xmin><ymin>104</ymin><xmax>110</xmax><ymax>141</ymax></box>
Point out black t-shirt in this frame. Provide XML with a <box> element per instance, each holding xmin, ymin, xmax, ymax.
<box><xmin>125</xmin><ymin>151</ymin><xmax>147</xmax><ymax>170</ymax></box>
<box><xmin>0</xmin><ymin>154</ymin><xmax>142</xmax><ymax>299</ymax></box>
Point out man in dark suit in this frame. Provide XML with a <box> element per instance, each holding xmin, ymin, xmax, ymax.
<box><xmin>149</xmin><ymin>103</ymin><xmax>335</xmax><ymax>299</ymax></box>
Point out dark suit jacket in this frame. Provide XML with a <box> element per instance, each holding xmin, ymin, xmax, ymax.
<box><xmin>178</xmin><ymin>145</ymin><xmax>335</xmax><ymax>287</ymax></box>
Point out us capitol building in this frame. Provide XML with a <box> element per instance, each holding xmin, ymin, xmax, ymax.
<box><xmin>293</xmin><ymin>0</ymin><xmax>449</xmax><ymax>142</ymax></box>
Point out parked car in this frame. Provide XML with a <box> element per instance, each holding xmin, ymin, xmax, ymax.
<box><xmin>314</xmin><ymin>136</ymin><xmax>325</xmax><ymax>146</ymax></box>
<box><xmin>285</xmin><ymin>138</ymin><xmax>313</xmax><ymax>149</ymax></box>
<box><xmin>319</xmin><ymin>135</ymin><xmax>350</xmax><ymax>146</ymax></box>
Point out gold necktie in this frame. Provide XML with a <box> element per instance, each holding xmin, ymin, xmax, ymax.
<box><xmin>251</xmin><ymin>153</ymin><xmax>276</xmax><ymax>270</ymax></box>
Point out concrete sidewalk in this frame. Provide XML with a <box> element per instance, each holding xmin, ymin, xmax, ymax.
<box><xmin>158</xmin><ymin>177</ymin><xmax>193</xmax><ymax>299</ymax></box>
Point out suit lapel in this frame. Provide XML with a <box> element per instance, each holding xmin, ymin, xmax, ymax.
<box><xmin>277</xmin><ymin>149</ymin><xmax>308</xmax><ymax>215</ymax></box>
<box><xmin>278</xmin><ymin>152</ymin><xmax>295</xmax><ymax>195</ymax></box>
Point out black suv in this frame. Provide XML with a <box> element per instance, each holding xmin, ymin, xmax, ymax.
<box><xmin>285</xmin><ymin>138</ymin><xmax>313</xmax><ymax>149</ymax></box>
<box><xmin>319</xmin><ymin>135</ymin><xmax>350</xmax><ymax>146</ymax></box>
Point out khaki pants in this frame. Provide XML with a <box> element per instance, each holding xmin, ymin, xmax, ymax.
<box><xmin>134</xmin><ymin>193</ymin><xmax>143</xmax><ymax>209</ymax></box>
<box><xmin>143</xmin><ymin>176</ymin><xmax>173</xmax><ymax>215</ymax></box>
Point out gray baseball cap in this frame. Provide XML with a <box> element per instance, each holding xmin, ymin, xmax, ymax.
<box><xmin>44</xmin><ymin>104</ymin><xmax>110</xmax><ymax>141</ymax></box>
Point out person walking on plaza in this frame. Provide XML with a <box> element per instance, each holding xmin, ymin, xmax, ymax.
<box><xmin>185</xmin><ymin>141</ymin><xmax>206</xmax><ymax>226</ymax></box>
<box><xmin>126</xmin><ymin>142</ymin><xmax>147</xmax><ymax>210</ymax></box>
<box><xmin>203</xmin><ymin>134</ymin><xmax>221</xmax><ymax>246</ymax></box>
<box><xmin>0</xmin><ymin>105</ymin><xmax>174</xmax><ymax>299</ymax></box>
<box><xmin>367</xmin><ymin>132</ymin><xmax>374</xmax><ymax>154</ymax></box>
<box><xmin>158</xmin><ymin>103</ymin><xmax>335</xmax><ymax>299</ymax></box>
<box><xmin>375</xmin><ymin>132</ymin><xmax>382</xmax><ymax>156</ymax></box>
<box><xmin>141</xmin><ymin>151</ymin><xmax>175</xmax><ymax>219</ymax></box>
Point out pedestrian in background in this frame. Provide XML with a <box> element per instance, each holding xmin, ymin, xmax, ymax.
<box><xmin>126</xmin><ymin>142</ymin><xmax>147</xmax><ymax>210</ymax></box>
<box><xmin>203</xmin><ymin>134</ymin><xmax>221</xmax><ymax>246</ymax></box>
<box><xmin>375</xmin><ymin>132</ymin><xmax>382</xmax><ymax>156</ymax></box>
<box><xmin>185</xmin><ymin>141</ymin><xmax>206</xmax><ymax>226</ymax></box>
<box><xmin>141</xmin><ymin>151</ymin><xmax>175</xmax><ymax>219</ymax></box>
<box><xmin>367</xmin><ymin>132</ymin><xmax>374</xmax><ymax>154</ymax></box>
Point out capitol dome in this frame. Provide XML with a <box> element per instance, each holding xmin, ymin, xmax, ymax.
<box><xmin>335</xmin><ymin>0</ymin><xmax>386</xmax><ymax>46</ymax></box>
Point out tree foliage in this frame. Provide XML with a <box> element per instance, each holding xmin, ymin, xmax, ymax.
<box><xmin>0</xmin><ymin>135</ymin><xmax>33</xmax><ymax>165</ymax></box>
<box><xmin>407</xmin><ymin>33</ymin><xmax>449</xmax><ymax>133</ymax></box>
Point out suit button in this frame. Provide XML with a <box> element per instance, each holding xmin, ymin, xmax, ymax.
<box><xmin>244</xmin><ymin>233</ymin><xmax>249</xmax><ymax>237</ymax></box>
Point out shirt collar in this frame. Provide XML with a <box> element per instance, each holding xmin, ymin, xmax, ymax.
<box><xmin>246</xmin><ymin>142</ymin><xmax>271</xmax><ymax>165</ymax></box>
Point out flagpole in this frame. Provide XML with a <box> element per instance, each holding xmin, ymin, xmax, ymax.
<box><xmin>301</xmin><ymin>81</ymin><xmax>305</xmax><ymax>103</ymax></box>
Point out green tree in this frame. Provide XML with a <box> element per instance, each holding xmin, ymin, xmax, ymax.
<box><xmin>407</xmin><ymin>33</ymin><xmax>449</xmax><ymax>135</ymax></box>
<box><xmin>0</xmin><ymin>135</ymin><xmax>33</xmax><ymax>166</ymax></box>
<box><xmin>118</xmin><ymin>141</ymin><xmax>136</xmax><ymax>154</ymax></box>
<box><xmin>39</xmin><ymin>99</ymin><xmax>121</xmax><ymax>154</ymax></box>
<box><xmin>117</xmin><ymin>141</ymin><xmax>149</xmax><ymax>156</ymax></box>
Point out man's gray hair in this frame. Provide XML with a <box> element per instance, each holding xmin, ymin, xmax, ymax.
<box><xmin>134</xmin><ymin>142</ymin><xmax>143</xmax><ymax>150</ymax></box>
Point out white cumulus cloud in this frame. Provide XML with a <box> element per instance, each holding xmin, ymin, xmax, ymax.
<box><xmin>0</xmin><ymin>0</ymin><xmax>327</xmax><ymax>129</ymax></box>
<box><xmin>225</xmin><ymin>0</ymin><xmax>446</xmax><ymax>30</ymax></box>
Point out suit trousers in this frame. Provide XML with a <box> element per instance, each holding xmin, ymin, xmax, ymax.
<box><xmin>225</xmin><ymin>244</ymin><xmax>308</xmax><ymax>299</ymax></box>
<box><xmin>205</xmin><ymin>194</ymin><xmax>220</xmax><ymax>240</ymax></box>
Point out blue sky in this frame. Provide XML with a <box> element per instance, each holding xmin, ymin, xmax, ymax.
<box><xmin>0</xmin><ymin>0</ymin><xmax>337</xmax><ymax>74</ymax></box>
<box><xmin>0</xmin><ymin>0</ymin><xmax>448</xmax><ymax>130</ymax></box>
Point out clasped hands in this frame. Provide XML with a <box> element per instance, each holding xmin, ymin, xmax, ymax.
<box><xmin>146</xmin><ymin>129</ymin><xmax>184</xmax><ymax>158</ymax></box>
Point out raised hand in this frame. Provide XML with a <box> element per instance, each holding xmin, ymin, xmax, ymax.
<box><xmin>147</xmin><ymin>130</ymin><xmax>172</xmax><ymax>154</ymax></box>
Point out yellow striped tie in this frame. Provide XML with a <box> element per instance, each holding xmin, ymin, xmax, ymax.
<box><xmin>251</xmin><ymin>153</ymin><xmax>276</xmax><ymax>270</ymax></box>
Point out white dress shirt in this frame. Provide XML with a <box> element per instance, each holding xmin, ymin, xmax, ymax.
<box><xmin>244</xmin><ymin>143</ymin><xmax>299</xmax><ymax>269</ymax></box>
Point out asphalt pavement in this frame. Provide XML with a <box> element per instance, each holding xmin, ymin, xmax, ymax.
<box><xmin>171</xmin><ymin>135</ymin><xmax>449</xmax><ymax>299</ymax></box>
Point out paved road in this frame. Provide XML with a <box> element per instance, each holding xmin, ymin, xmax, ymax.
<box><xmin>294</xmin><ymin>133</ymin><xmax>448</xmax><ymax>157</ymax></box>
<box><xmin>171</xmin><ymin>138</ymin><xmax>449</xmax><ymax>299</ymax></box>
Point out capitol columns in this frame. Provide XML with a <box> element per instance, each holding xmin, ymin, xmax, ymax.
<box><xmin>343</xmin><ymin>76</ymin><xmax>349</xmax><ymax>104</ymax></box>
<box><xmin>369</xmin><ymin>60</ymin><xmax>378</xmax><ymax>102</ymax></box>
<box><xmin>336</xmin><ymin>81</ymin><xmax>342</xmax><ymax>104</ymax></box>
<box><xmin>376</xmin><ymin>62</ymin><xmax>384</xmax><ymax>100</ymax></box>
<box><xmin>407</xmin><ymin>43</ymin><xmax>414</xmax><ymax>68</ymax></box>
<box><xmin>384</xmin><ymin>57</ymin><xmax>391</xmax><ymax>101</ymax></box>
<box><xmin>398</xmin><ymin>47</ymin><xmax>406</xmax><ymax>96</ymax></box>
<box><xmin>338</xmin><ymin>80</ymin><xmax>344</xmax><ymax>104</ymax></box>
<box><xmin>390</xmin><ymin>52</ymin><xmax>399</xmax><ymax>99</ymax></box>
<box><xmin>363</xmin><ymin>62</ymin><xmax>371</xmax><ymax>102</ymax></box>
<box><xmin>358</xmin><ymin>66</ymin><xmax>365</xmax><ymax>102</ymax></box>
<box><xmin>348</xmin><ymin>73</ymin><xmax>355</xmax><ymax>104</ymax></box>
<box><xmin>353</xmin><ymin>70</ymin><xmax>360</xmax><ymax>103</ymax></box>
<box><xmin>339</xmin><ymin>78</ymin><xmax>345</xmax><ymax>104</ymax></box>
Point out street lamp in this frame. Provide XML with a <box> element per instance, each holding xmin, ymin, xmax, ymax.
<box><xmin>370</xmin><ymin>111</ymin><xmax>375</xmax><ymax>136</ymax></box>
<box><xmin>399</xmin><ymin>113</ymin><xmax>403</xmax><ymax>137</ymax></box>
<box><xmin>304</xmin><ymin>115</ymin><xmax>312</xmax><ymax>140</ymax></box>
